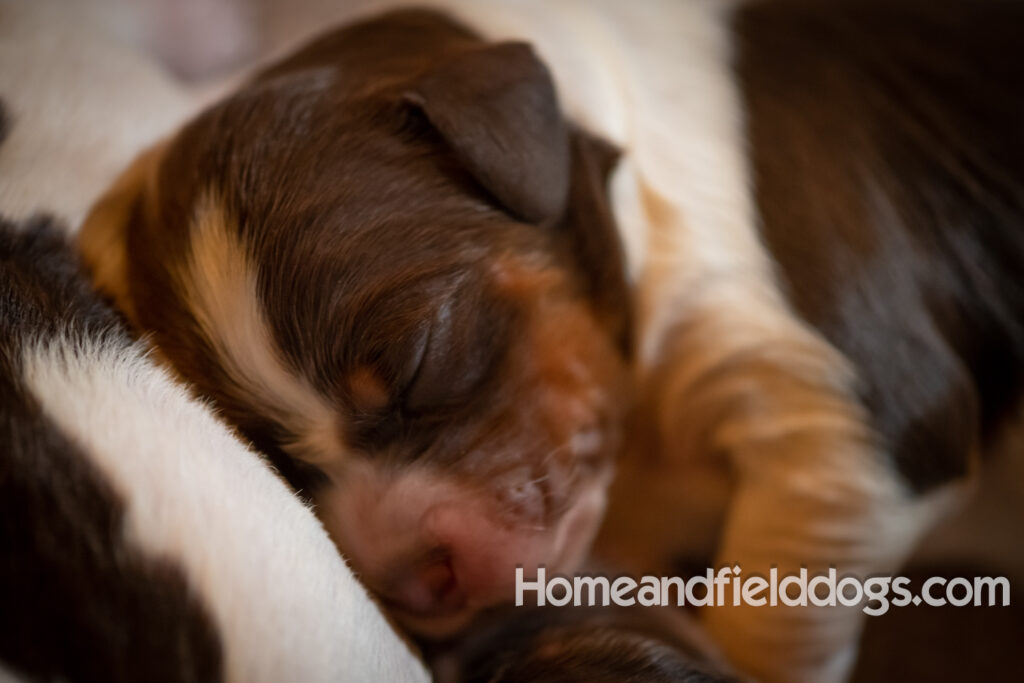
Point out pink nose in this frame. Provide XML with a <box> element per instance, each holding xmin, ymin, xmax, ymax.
<box><xmin>385</xmin><ymin>504</ymin><xmax>550</xmax><ymax>618</ymax></box>
<box><xmin>388</xmin><ymin>553</ymin><xmax>463</xmax><ymax>616</ymax></box>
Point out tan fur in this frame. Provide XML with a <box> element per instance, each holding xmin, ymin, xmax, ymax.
<box><xmin>175</xmin><ymin>195</ymin><xmax>342</xmax><ymax>463</ymax></box>
<box><xmin>78</xmin><ymin>142</ymin><xmax>166</xmax><ymax>324</ymax></box>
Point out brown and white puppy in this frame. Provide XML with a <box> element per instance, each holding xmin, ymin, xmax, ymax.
<box><xmin>82</xmin><ymin>9</ymin><xmax>632</xmax><ymax>637</ymax></box>
<box><xmin>80</xmin><ymin>0</ymin><xmax>1024</xmax><ymax>681</ymax></box>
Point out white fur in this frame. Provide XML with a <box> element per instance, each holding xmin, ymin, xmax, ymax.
<box><xmin>0</xmin><ymin>0</ymin><xmax>199</xmax><ymax>230</ymax></box>
<box><xmin>21</xmin><ymin>335</ymin><xmax>428</xmax><ymax>683</ymax></box>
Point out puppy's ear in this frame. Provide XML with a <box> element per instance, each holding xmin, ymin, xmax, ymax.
<box><xmin>78</xmin><ymin>143</ymin><xmax>164</xmax><ymax>324</ymax></box>
<box><xmin>562</xmin><ymin>129</ymin><xmax>633</xmax><ymax>358</ymax></box>
<box><xmin>404</xmin><ymin>42</ymin><xmax>570</xmax><ymax>225</ymax></box>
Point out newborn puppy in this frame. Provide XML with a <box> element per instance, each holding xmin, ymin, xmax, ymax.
<box><xmin>81</xmin><ymin>9</ymin><xmax>632</xmax><ymax>636</ymax></box>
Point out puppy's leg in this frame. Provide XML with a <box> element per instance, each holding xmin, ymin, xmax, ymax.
<box><xmin>620</xmin><ymin>297</ymin><xmax>963</xmax><ymax>683</ymax></box>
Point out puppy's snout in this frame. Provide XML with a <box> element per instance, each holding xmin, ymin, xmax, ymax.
<box><xmin>388</xmin><ymin>552</ymin><xmax>462</xmax><ymax>616</ymax></box>
<box><xmin>319</xmin><ymin>465</ymin><xmax>610</xmax><ymax>635</ymax></box>
<box><xmin>385</xmin><ymin>503</ymin><xmax>548</xmax><ymax>618</ymax></box>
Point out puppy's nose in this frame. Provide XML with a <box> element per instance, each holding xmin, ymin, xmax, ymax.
<box><xmin>389</xmin><ymin>553</ymin><xmax>464</xmax><ymax>616</ymax></box>
<box><xmin>386</xmin><ymin>503</ymin><xmax>549</xmax><ymax>618</ymax></box>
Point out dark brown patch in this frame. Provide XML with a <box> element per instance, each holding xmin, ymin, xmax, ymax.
<box><xmin>852</xmin><ymin>566</ymin><xmax>1024</xmax><ymax>683</ymax></box>
<box><xmin>428</xmin><ymin>601</ymin><xmax>740</xmax><ymax>683</ymax></box>
<box><xmin>403</xmin><ymin>40</ymin><xmax>570</xmax><ymax>224</ymax></box>
<box><xmin>0</xmin><ymin>216</ymin><xmax>223</xmax><ymax>682</ymax></box>
<box><xmin>736</xmin><ymin>0</ymin><xmax>1024</xmax><ymax>490</ymax></box>
<box><xmin>558</xmin><ymin>129</ymin><xmax>632</xmax><ymax>358</ymax></box>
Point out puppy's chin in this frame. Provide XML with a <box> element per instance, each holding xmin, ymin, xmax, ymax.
<box><xmin>389</xmin><ymin>606</ymin><xmax>478</xmax><ymax>640</ymax></box>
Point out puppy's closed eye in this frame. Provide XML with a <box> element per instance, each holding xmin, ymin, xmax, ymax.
<box><xmin>341</xmin><ymin>285</ymin><xmax>511</xmax><ymax>454</ymax></box>
<box><xmin>404</xmin><ymin>294</ymin><xmax>509</xmax><ymax>415</ymax></box>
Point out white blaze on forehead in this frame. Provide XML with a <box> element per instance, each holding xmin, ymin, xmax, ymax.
<box><xmin>178</xmin><ymin>194</ymin><xmax>339</xmax><ymax>462</ymax></box>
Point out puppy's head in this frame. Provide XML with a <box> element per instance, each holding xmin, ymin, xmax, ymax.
<box><xmin>81</xmin><ymin>9</ymin><xmax>632</xmax><ymax>635</ymax></box>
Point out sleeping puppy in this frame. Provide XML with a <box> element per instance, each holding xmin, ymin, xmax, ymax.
<box><xmin>81</xmin><ymin>8</ymin><xmax>632</xmax><ymax>638</ymax></box>
<box><xmin>80</xmin><ymin>1</ymin><xmax>1024</xmax><ymax>682</ymax></box>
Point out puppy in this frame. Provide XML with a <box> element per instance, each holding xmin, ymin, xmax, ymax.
<box><xmin>80</xmin><ymin>1</ymin><xmax>1024</xmax><ymax>682</ymax></box>
<box><xmin>82</xmin><ymin>8</ymin><xmax>632</xmax><ymax>638</ymax></box>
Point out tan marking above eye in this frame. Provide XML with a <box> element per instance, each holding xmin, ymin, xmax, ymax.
<box><xmin>349</xmin><ymin>366</ymin><xmax>390</xmax><ymax>412</ymax></box>
<box><xmin>487</xmin><ymin>252</ymin><xmax>563</xmax><ymax>298</ymax></box>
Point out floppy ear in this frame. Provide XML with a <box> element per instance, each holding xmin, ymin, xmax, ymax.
<box><xmin>403</xmin><ymin>41</ymin><xmax>571</xmax><ymax>225</ymax></box>
<box><xmin>77</xmin><ymin>143</ymin><xmax>164</xmax><ymax>324</ymax></box>
<box><xmin>561</xmin><ymin>129</ymin><xmax>633</xmax><ymax>358</ymax></box>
